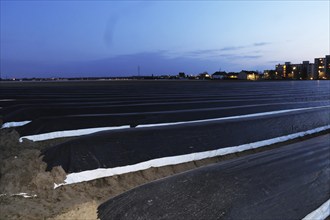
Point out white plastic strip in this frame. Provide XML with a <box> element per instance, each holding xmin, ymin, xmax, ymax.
<box><xmin>54</xmin><ymin>124</ymin><xmax>330</xmax><ymax>188</ymax></box>
<box><xmin>0</xmin><ymin>193</ymin><xmax>37</xmax><ymax>198</ymax></box>
<box><xmin>20</xmin><ymin>105</ymin><xmax>330</xmax><ymax>142</ymax></box>
<box><xmin>1</xmin><ymin>121</ymin><xmax>31</xmax><ymax>129</ymax></box>
<box><xmin>12</xmin><ymin>193</ymin><xmax>37</xmax><ymax>198</ymax></box>
<box><xmin>137</xmin><ymin>105</ymin><xmax>330</xmax><ymax>128</ymax></box>
<box><xmin>302</xmin><ymin>199</ymin><xmax>330</xmax><ymax>220</ymax></box>
<box><xmin>19</xmin><ymin>125</ymin><xmax>130</xmax><ymax>142</ymax></box>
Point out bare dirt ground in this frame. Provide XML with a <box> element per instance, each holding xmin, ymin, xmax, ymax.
<box><xmin>1</xmin><ymin>128</ymin><xmax>329</xmax><ymax>219</ymax></box>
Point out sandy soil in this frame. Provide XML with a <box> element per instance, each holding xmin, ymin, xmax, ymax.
<box><xmin>1</xmin><ymin>128</ymin><xmax>329</xmax><ymax>219</ymax></box>
<box><xmin>0</xmin><ymin>128</ymin><xmax>220</xmax><ymax>219</ymax></box>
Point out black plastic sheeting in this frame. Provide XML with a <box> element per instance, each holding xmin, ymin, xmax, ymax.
<box><xmin>2</xmin><ymin>99</ymin><xmax>303</xmax><ymax>122</ymax></box>
<box><xmin>98</xmin><ymin>134</ymin><xmax>330</xmax><ymax>220</ymax></box>
<box><xmin>4</xmin><ymin>98</ymin><xmax>330</xmax><ymax>123</ymax></box>
<box><xmin>2</xmin><ymin>81</ymin><xmax>330</xmax><ymax>140</ymax></box>
<box><xmin>14</xmin><ymin>101</ymin><xmax>330</xmax><ymax>136</ymax></box>
<box><xmin>41</xmin><ymin>107</ymin><xmax>330</xmax><ymax>173</ymax></box>
<box><xmin>1</xmin><ymin>81</ymin><xmax>330</xmax><ymax>122</ymax></box>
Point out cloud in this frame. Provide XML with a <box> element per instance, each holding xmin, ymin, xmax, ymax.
<box><xmin>188</xmin><ymin>49</ymin><xmax>222</xmax><ymax>55</ymax></box>
<box><xmin>186</xmin><ymin>42</ymin><xmax>270</xmax><ymax>58</ymax></box>
<box><xmin>1</xmin><ymin>51</ymin><xmax>229</xmax><ymax>77</ymax></box>
<box><xmin>253</xmin><ymin>42</ymin><xmax>271</xmax><ymax>46</ymax></box>
<box><xmin>220</xmin><ymin>46</ymin><xmax>246</xmax><ymax>51</ymax></box>
<box><xmin>237</xmin><ymin>55</ymin><xmax>262</xmax><ymax>59</ymax></box>
<box><xmin>1</xmin><ymin>49</ymin><xmax>271</xmax><ymax>78</ymax></box>
<box><xmin>215</xmin><ymin>54</ymin><xmax>262</xmax><ymax>60</ymax></box>
<box><xmin>186</xmin><ymin>46</ymin><xmax>247</xmax><ymax>59</ymax></box>
<box><xmin>186</xmin><ymin>49</ymin><xmax>225</xmax><ymax>59</ymax></box>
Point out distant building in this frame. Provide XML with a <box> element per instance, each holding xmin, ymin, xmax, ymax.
<box><xmin>309</xmin><ymin>63</ymin><xmax>315</xmax><ymax>79</ymax></box>
<box><xmin>275</xmin><ymin>62</ymin><xmax>293</xmax><ymax>79</ymax></box>
<box><xmin>271</xmin><ymin>55</ymin><xmax>329</xmax><ymax>80</ymax></box>
<box><xmin>275</xmin><ymin>62</ymin><xmax>303</xmax><ymax>79</ymax></box>
<box><xmin>325</xmin><ymin>55</ymin><xmax>330</xmax><ymax>79</ymax></box>
<box><xmin>197</xmin><ymin>72</ymin><xmax>211</xmax><ymax>80</ymax></box>
<box><xmin>301</xmin><ymin>61</ymin><xmax>315</xmax><ymax>80</ymax></box>
<box><xmin>178</xmin><ymin>72</ymin><xmax>186</xmax><ymax>78</ymax></box>
<box><xmin>301</xmin><ymin>61</ymin><xmax>309</xmax><ymax>79</ymax></box>
<box><xmin>292</xmin><ymin>64</ymin><xmax>301</xmax><ymax>79</ymax></box>
<box><xmin>263</xmin><ymin>70</ymin><xmax>276</xmax><ymax>79</ymax></box>
<box><xmin>238</xmin><ymin>70</ymin><xmax>259</xmax><ymax>80</ymax></box>
<box><xmin>212</xmin><ymin>71</ymin><xmax>227</xmax><ymax>79</ymax></box>
<box><xmin>226</xmin><ymin>72</ymin><xmax>239</xmax><ymax>79</ymax></box>
<box><xmin>284</xmin><ymin>62</ymin><xmax>293</xmax><ymax>78</ymax></box>
<box><xmin>275</xmin><ymin>64</ymin><xmax>284</xmax><ymax>79</ymax></box>
<box><xmin>314</xmin><ymin>58</ymin><xmax>326</xmax><ymax>79</ymax></box>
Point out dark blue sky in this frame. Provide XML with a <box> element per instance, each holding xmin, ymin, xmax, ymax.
<box><xmin>1</xmin><ymin>1</ymin><xmax>329</xmax><ymax>78</ymax></box>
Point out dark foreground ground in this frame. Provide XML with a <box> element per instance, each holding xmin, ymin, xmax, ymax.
<box><xmin>0</xmin><ymin>80</ymin><xmax>329</xmax><ymax>219</ymax></box>
<box><xmin>98</xmin><ymin>133</ymin><xmax>330</xmax><ymax>220</ymax></box>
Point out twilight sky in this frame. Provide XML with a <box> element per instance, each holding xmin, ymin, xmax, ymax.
<box><xmin>1</xmin><ymin>1</ymin><xmax>329</xmax><ymax>78</ymax></box>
